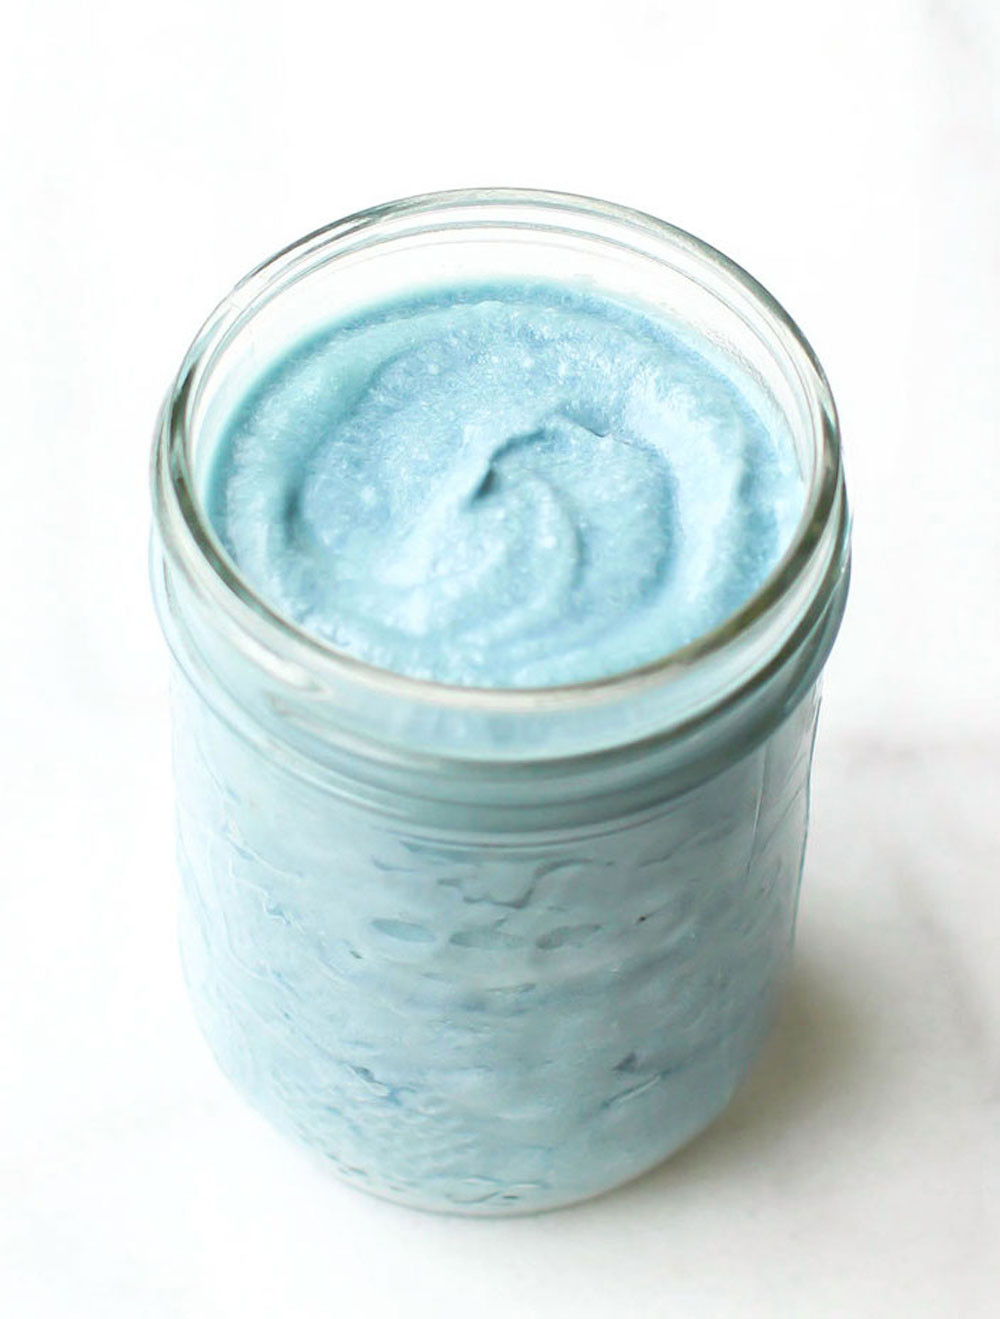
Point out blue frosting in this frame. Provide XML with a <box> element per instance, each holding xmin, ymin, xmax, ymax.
<box><xmin>208</xmin><ymin>282</ymin><xmax>804</xmax><ymax>687</ymax></box>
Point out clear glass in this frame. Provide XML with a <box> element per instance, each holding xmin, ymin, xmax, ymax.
<box><xmin>151</xmin><ymin>189</ymin><xmax>850</xmax><ymax>1214</ymax></box>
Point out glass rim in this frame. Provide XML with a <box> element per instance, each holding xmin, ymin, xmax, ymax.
<box><xmin>153</xmin><ymin>186</ymin><xmax>848</xmax><ymax>719</ymax></box>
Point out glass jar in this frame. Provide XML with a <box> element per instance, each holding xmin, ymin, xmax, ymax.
<box><xmin>151</xmin><ymin>189</ymin><xmax>850</xmax><ymax>1214</ymax></box>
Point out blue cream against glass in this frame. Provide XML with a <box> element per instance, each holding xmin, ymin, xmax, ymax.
<box><xmin>171</xmin><ymin>279</ymin><xmax>820</xmax><ymax>1213</ymax></box>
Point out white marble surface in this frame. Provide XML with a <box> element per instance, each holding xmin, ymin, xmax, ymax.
<box><xmin>2</xmin><ymin>1</ymin><xmax>997</xmax><ymax>1314</ymax></box>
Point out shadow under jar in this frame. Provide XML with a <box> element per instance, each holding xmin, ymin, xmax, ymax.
<box><xmin>151</xmin><ymin>189</ymin><xmax>850</xmax><ymax>1215</ymax></box>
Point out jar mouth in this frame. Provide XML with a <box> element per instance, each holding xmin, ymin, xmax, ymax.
<box><xmin>153</xmin><ymin>187</ymin><xmax>848</xmax><ymax>727</ymax></box>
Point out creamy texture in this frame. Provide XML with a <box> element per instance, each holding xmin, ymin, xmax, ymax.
<box><xmin>175</xmin><ymin>674</ymin><xmax>821</xmax><ymax>1212</ymax></box>
<box><xmin>209</xmin><ymin>282</ymin><xmax>804</xmax><ymax>687</ymax></box>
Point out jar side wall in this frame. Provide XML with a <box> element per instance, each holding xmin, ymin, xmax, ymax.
<box><xmin>171</xmin><ymin>659</ymin><xmax>821</xmax><ymax>1213</ymax></box>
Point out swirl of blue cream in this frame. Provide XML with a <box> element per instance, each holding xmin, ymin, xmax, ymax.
<box><xmin>210</xmin><ymin>283</ymin><xmax>804</xmax><ymax>687</ymax></box>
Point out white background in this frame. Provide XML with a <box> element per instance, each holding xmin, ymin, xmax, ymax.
<box><xmin>2</xmin><ymin>1</ymin><xmax>998</xmax><ymax>1314</ymax></box>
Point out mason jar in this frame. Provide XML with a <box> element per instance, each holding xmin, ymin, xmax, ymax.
<box><xmin>150</xmin><ymin>189</ymin><xmax>850</xmax><ymax>1215</ymax></box>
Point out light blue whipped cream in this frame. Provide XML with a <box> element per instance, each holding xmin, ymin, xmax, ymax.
<box><xmin>208</xmin><ymin>282</ymin><xmax>804</xmax><ymax>687</ymax></box>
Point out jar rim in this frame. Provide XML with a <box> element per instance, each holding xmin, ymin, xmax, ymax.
<box><xmin>152</xmin><ymin>187</ymin><xmax>849</xmax><ymax>730</ymax></box>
